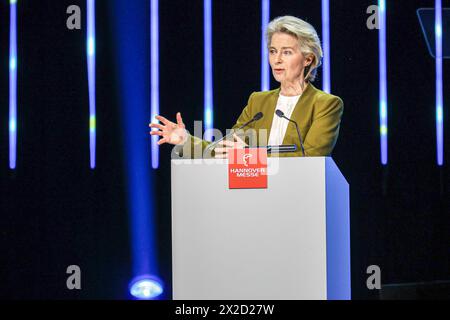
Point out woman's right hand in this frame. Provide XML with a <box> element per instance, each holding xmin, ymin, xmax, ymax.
<box><xmin>149</xmin><ymin>112</ymin><xmax>187</xmax><ymax>146</ymax></box>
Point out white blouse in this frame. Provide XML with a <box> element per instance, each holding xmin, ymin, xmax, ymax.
<box><xmin>267</xmin><ymin>94</ymin><xmax>302</xmax><ymax>146</ymax></box>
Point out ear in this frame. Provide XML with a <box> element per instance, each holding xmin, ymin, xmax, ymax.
<box><xmin>305</xmin><ymin>55</ymin><xmax>314</xmax><ymax>67</ymax></box>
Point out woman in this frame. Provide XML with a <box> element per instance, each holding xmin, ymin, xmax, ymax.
<box><xmin>150</xmin><ymin>16</ymin><xmax>343</xmax><ymax>158</ymax></box>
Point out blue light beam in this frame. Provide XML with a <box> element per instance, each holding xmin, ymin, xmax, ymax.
<box><xmin>379</xmin><ymin>0</ymin><xmax>388</xmax><ymax>165</ymax></box>
<box><xmin>150</xmin><ymin>0</ymin><xmax>160</xmax><ymax>169</ymax></box>
<box><xmin>204</xmin><ymin>0</ymin><xmax>213</xmax><ymax>141</ymax></box>
<box><xmin>321</xmin><ymin>0</ymin><xmax>330</xmax><ymax>93</ymax></box>
<box><xmin>112</xmin><ymin>0</ymin><xmax>162</xmax><ymax>300</ymax></box>
<box><xmin>435</xmin><ymin>0</ymin><xmax>444</xmax><ymax>166</ymax></box>
<box><xmin>87</xmin><ymin>0</ymin><xmax>96</xmax><ymax>169</ymax></box>
<box><xmin>261</xmin><ymin>0</ymin><xmax>270</xmax><ymax>91</ymax></box>
<box><xmin>9</xmin><ymin>0</ymin><xmax>18</xmax><ymax>169</ymax></box>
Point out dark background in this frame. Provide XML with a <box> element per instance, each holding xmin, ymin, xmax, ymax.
<box><xmin>0</xmin><ymin>0</ymin><xmax>449</xmax><ymax>299</ymax></box>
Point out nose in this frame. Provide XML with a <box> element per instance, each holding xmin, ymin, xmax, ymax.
<box><xmin>275</xmin><ymin>52</ymin><xmax>283</xmax><ymax>64</ymax></box>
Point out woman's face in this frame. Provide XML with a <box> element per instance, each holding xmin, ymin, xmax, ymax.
<box><xmin>269</xmin><ymin>32</ymin><xmax>312</xmax><ymax>84</ymax></box>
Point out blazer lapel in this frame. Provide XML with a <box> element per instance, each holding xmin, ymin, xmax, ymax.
<box><xmin>256</xmin><ymin>84</ymin><xmax>317</xmax><ymax>146</ymax></box>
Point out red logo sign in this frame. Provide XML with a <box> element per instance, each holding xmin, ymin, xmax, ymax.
<box><xmin>228</xmin><ymin>148</ymin><xmax>268</xmax><ymax>189</ymax></box>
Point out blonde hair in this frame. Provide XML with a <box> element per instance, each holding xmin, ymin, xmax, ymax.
<box><xmin>266</xmin><ymin>16</ymin><xmax>323</xmax><ymax>82</ymax></box>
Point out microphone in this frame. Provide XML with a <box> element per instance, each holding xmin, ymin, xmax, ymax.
<box><xmin>204</xmin><ymin>112</ymin><xmax>263</xmax><ymax>154</ymax></box>
<box><xmin>275</xmin><ymin>109</ymin><xmax>306</xmax><ymax>157</ymax></box>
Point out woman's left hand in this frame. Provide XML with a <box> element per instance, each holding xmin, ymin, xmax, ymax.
<box><xmin>214</xmin><ymin>134</ymin><xmax>247</xmax><ymax>159</ymax></box>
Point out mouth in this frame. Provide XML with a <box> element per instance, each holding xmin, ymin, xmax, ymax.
<box><xmin>274</xmin><ymin>69</ymin><xmax>285</xmax><ymax>73</ymax></box>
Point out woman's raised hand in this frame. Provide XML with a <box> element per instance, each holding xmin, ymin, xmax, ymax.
<box><xmin>149</xmin><ymin>112</ymin><xmax>187</xmax><ymax>146</ymax></box>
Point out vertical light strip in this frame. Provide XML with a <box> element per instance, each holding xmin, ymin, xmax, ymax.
<box><xmin>435</xmin><ymin>0</ymin><xmax>443</xmax><ymax>166</ymax></box>
<box><xmin>321</xmin><ymin>0</ymin><xmax>331</xmax><ymax>93</ymax></box>
<box><xmin>87</xmin><ymin>0</ymin><xmax>96</xmax><ymax>169</ymax></box>
<box><xmin>261</xmin><ymin>0</ymin><xmax>270</xmax><ymax>91</ymax></box>
<box><xmin>379</xmin><ymin>0</ymin><xmax>388</xmax><ymax>165</ymax></box>
<box><xmin>112</xmin><ymin>0</ymin><xmax>161</xmax><ymax>299</ymax></box>
<box><xmin>204</xmin><ymin>0</ymin><xmax>213</xmax><ymax>141</ymax></box>
<box><xmin>150</xmin><ymin>0</ymin><xmax>160</xmax><ymax>169</ymax></box>
<box><xmin>9</xmin><ymin>0</ymin><xmax>17</xmax><ymax>169</ymax></box>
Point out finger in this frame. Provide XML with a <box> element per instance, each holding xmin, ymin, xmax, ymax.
<box><xmin>150</xmin><ymin>123</ymin><xmax>165</xmax><ymax>131</ymax></box>
<box><xmin>215</xmin><ymin>153</ymin><xmax>228</xmax><ymax>159</ymax></box>
<box><xmin>176</xmin><ymin>112</ymin><xmax>184</xmax><ymax>127</ymax></box>
<box><xmin>157</xmin><ymin>137</ymin><xmax>168</xmax><ymax>145</ymax></box>
<box><xmin>149</xmin><ymin>130</ymin><xmax>163</xmax><ymax>136</ymax></box>
<box><xmin>233</xmin><ymin>134</ymin><xmax>248</xmax><ymax>148</ymax></box>
<box><xmin>155</xmin><ymin>115</ymin><xmax>171</xmax><ymax>126</ymax></box>
<box><xmin>233</xmin><ymin>133</ymin><xmax>244</xmax><ymax>143</ymax></box>
<box><xmin>214</xmin><ymin>147</ymin><xmax>231</xmax><ymax>154</ymax></box>
<box><xmin>216</xmin><ymin>140</ymin><xmax>235</xmax><ymax>148</ymax></box>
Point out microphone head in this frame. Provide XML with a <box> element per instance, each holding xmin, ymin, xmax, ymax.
<box><xmin>253</xmin><ymin>112</ymin><xmax>263</xmax><ymax>121</ymax></box>
<box><xmin>275</xmin><ymin>109</ymin><xmax>285</xmax><ymax>118</ymax></box>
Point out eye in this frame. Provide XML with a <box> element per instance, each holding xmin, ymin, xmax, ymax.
<box><xmin>269</xmin><ymin>49</ymin><xmax>276</xmax><ymax>55</ymax></box>
<box><xmin>283</xmin><ymin>50</ymin><xmax>292</xmax><ymax>55</ymax></box>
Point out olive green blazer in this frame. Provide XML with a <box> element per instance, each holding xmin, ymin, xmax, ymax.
<box><xmin>174</xmin><ymin>83</ymin><xmax>343</xmax><ymax>158</ymax></box>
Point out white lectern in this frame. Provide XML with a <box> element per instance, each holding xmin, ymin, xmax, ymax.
<box><xmin>171</xmin><ymin>157</ymin><xmax>350</xmax><ymax>300</ymax></box>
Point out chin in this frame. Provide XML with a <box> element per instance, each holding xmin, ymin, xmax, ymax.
<box><xmin>272</xmin><ymin>75</ymin><xmax>284</xmax><ymax>83</ymax></box>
